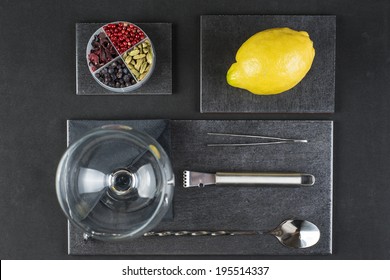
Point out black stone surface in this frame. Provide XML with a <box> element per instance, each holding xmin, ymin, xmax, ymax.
<box><xmin>76</xmin><ymin>23</ymin><xmax>172</xmax><ymax>95</ymax></box>
<box><xmin>69</xmin><ymin>120</ymin><xmax>333</xmax><ymax>255</ymax></box>
<box><xmin>201</xmin><ymin>15</ymin><xmax>336</xmax><ymax>113</ymax></box>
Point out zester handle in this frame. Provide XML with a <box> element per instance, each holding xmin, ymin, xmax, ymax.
<box><xmin>215</xmin><ymin>172</ymin><xmax>315</xmax><ymax>186</ymax></box>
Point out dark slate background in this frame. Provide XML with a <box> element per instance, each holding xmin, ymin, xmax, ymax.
<box><xmin>0</xmin><ymin>0</ymin><xmax>390</xmax><ymax>259</ymax></box>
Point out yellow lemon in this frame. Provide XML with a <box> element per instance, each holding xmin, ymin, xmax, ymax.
<box><xmin>226</xmin><ymin>27</ymin><xmax>315</xmax><ymax>95</ymax></box>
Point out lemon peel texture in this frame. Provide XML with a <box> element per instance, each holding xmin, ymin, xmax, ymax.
<box><xmin>226</xmin><ymin>27</ymin><xmax>315</xmax><ymax>95</ymax></box>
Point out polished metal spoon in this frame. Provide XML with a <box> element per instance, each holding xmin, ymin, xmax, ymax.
<box><xmin>144</xmin><ymin>219</ymin><xmax>321</xmax><ymax>249</ymax></box>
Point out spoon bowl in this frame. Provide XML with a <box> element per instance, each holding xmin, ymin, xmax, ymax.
<box><xmin>268</xmin><ymin>219</ymin><xmax>320</xmax><ymax>249</ymax></box>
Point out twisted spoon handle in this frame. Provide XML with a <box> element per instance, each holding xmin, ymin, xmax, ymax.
<box><xmin>144</xmin><ymin>230</ymin><xmax>260</xmax><ymax>237</ymax></box>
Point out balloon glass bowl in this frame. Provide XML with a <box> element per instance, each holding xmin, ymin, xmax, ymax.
<box><xmin>56</xmin><ymin>125</ymin><xmax>174</xmax><ymax>241</ymax></box>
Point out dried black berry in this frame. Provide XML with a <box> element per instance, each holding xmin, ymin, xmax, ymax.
<box><xmin>123</xmin><ymin>75</ymin><xmax>130</xmax><ymax>83</ymax></box>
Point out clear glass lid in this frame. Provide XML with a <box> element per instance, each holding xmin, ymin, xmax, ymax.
<box><xmin>56</xmin><ymin>125</ymin><xmax>174</xmax><ymax>241</ymax></box>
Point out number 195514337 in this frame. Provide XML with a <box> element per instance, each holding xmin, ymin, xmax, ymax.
<box><xmin>215</xmin><ymin>266</ymin><xmax>269</xmax><ymax>276</ymax></box>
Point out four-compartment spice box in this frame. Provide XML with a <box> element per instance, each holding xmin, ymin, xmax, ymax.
<box><xmin>86</xmin><ymin>21</ymin><xmax>155</xmax><ymax>92</ymax></box>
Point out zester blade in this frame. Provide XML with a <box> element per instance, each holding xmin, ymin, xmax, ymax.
<box><xmin>183</xmin><ymin>170</ymin><xmax>216</xmax><ymax>188</ymax></box>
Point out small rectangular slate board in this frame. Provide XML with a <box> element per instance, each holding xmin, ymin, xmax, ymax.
<box><xmin>200</xmin><ymin>15</ymin><xmax>336</xmax><ymax>113</ymax></box>
<box><xmin>76</xmin><ymin>23</ymin><xmax>172</xmax><ymax>95</ymax></box>
<box><xmin>68</xmin><ymin>120</ymin><xmax>333</xmax><ymax>255</ymax></box>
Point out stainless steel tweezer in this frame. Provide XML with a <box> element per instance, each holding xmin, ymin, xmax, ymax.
<box><xmin>207</xmin><ymin>132</ymin><xmax>308</xmax><ymax>147</ymax></box>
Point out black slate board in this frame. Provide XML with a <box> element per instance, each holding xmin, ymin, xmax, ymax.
<box><xmin>200</xmin><ymin>15</ymin><xmax>336</xmax><ymax>113</ymax></box>
<box><xmin>76</xmin><ymin>23</ymin><xmax>172</xmax><ymax>95</ymax></box>
<box><xmin>68</xmin><ymin>120</ymin><xmax>333</xmax><ymax>255</ymax></box>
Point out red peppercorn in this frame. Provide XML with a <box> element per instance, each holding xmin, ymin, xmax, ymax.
<box><xmin>102</xmin><ymin>22</ymin><xmax>148</xmax><ymax>54</ymax></box>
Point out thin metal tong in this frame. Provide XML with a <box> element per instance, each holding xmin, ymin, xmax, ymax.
<box><xmin>207</xmin><ymin>132</ymin><xmax>308</xmax><ymax>147</ymax></box>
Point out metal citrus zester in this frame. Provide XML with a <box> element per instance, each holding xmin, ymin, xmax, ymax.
<box><xmin>183</xmin><ymin>171</ymin><xmax>315</xmax><ymax>188</ymax></box>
